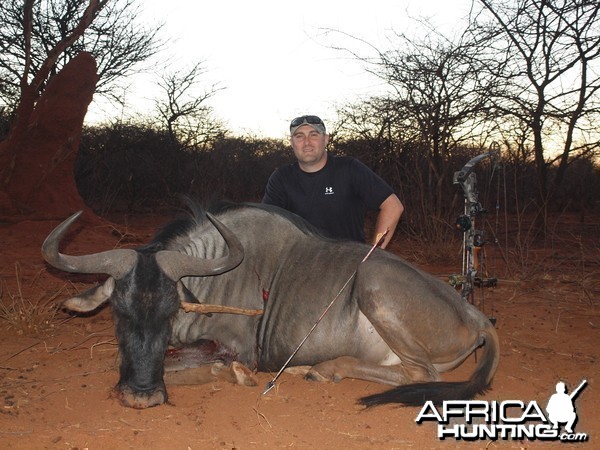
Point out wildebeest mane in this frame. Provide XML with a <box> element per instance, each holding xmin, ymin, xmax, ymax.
<box><xmin>145</xmin><ymin>199</ymin><xmax>338</xmax><ymax>250</ymax></box>
<box><xmin>208</xmin><ymin>200</ymin><xmax>335</xmax><ymax>240</ymax></box>
<box><xmin>145</xmin><ymin>215</ymin><xmax>198</xmax><ymax>250</ymax></box>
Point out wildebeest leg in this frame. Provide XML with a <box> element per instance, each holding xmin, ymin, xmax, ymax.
<box><xmin>306</xmin><ymin>355</ymin><xmax>439</xmax><ymax>385</ymax></box>
<box><xmin>308</xmin><ymin>263</ymin><xmax>488</xmax><ymax>394</ymax></box>
<box><xmin>164</xmin><ymin>361</ymin><xmax>257</xmax><ymax>386</ymax></box>
<box><xmin>163</xmin><ymin>340</ymin><xmax>257</xmax><ymax>386</ymax></box>
<box><xmin>164</xmin><ymin>339</ymin><xmax>237</xmax><ymax>371</ymax></box>
<box><xmin>284</xmin><ymin>365</ymin><xmax>312</xmax><ymax>376</ymax></box>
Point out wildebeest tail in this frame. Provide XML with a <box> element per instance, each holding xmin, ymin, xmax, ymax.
<box><xmin>359</xmin><ymin>324</ymin><xmax>499</xmax><ymax>407</ymax></box>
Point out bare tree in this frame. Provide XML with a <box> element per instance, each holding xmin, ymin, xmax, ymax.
<box><xmin>154</xmin><ymin>62</ymin><xmax>226</xmax><ymax>150</ymax></box>
<box><xmin>0</xmin><ymin>0</ymin><xmax>163</xmax><ymax>110</ymax></box>
<box><xmin>469</xmin><ymin>0</ymin><xmax>600</xmax><ymax>212</ymax></box>
<box><xmin>337</xmin><ymin>28</ymin><xmax>498</xmax><ymax>230</ymax></box>
<box><xmin>0</xmin><ymin>0</ymin><xmax>161</xmax><ymax>216</ymax></box>
<box><xmin>376</xmin><ymin>34</ymin><xmax>494</xmax><ymax>172</ymax></box>
<box><xmin>333</xmin><ymin>96</ymin><xmax>408</xmax><ymax>185</ymax></box>
<box><xmin>333</xmin><ymin>1</ymin><xmax>600</xmax><ymax>235</ymax></box>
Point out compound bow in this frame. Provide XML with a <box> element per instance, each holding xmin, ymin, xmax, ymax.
<box><xmin>450</xmin><ymin>144</ymin><xmax>500</xmax><ymax>324</ymax></box>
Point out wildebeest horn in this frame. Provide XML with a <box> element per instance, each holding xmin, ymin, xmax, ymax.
<box><xmin>156</xmin><ymin>212</ymin><xmax>244</xmax><ymax>281</ymax></box>
<box><xmin>42</xmin><ymin>211</ymin><xmax>138</xmax><ymax>279</ymax></box>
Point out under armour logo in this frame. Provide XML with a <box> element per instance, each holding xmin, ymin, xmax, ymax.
<box><xmin>325</xmin><ymin>187</ymin><xmax>334</xmax><ymax>195</ymax></box>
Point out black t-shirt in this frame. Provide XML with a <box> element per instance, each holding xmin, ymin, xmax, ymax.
<box><xmin>262</xmin><ymin>155</ymin><xmax>394</xmax><ymax>242</ymax></box>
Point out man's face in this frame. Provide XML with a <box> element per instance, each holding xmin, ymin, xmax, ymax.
<box><xmin>290</xmin><ymin>125</ymin><xmax>329</xmax><ymax>172</ymax></box>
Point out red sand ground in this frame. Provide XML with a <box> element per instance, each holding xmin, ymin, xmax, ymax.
<box><xmin>1</xmin><ymin>215</ymin><xmax>598</xmax><ymax>449</ymax></box>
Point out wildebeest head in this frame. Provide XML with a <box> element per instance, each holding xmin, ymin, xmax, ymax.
<box><xmin>42</xmin><ymin>211</ymin><xmax>244</xmax><ymax>408</ymax></box>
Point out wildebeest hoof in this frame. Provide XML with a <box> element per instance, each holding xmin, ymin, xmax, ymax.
<box><xmin>304</xmin><ymin>369</ymin><xmax>330</xmax><ymax>383</ymax></box>
<box><xmin>211</xmin><ymin>361</ymin><xmax>257</xmax><ymax>386</ymax></box>
<box><xmin>230</xmin><ymin>361</ymin><xmax>258</xmax><ymax>386</ymax></box>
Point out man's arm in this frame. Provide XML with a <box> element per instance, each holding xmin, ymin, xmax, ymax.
<box><xmin>262</xmin><ymin>169</ymin><xmax>287</xmax><ymax>208</ymax></box>
<box><xmin>374</xmin><ymin>194</ymin><xmax>404</xmax><ymax>249</ymax></box>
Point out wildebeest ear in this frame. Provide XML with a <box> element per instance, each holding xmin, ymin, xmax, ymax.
<box><xmin>176</xmin><ymin>280</ymin><xmax>200</xmax><ymax>303</ymax></box>
<box><xmin>63</xmin><ymin>277</ymin><xmax>115</xmax><ymax>313</ymax></box>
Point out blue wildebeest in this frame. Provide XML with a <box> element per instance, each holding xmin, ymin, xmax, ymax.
<box><xmin>42</xmin><ymin>202</ymin><xmax>499</xmax><ymax>408</ymax></box>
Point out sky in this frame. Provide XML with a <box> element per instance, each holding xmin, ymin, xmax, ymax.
<box><xmin>87</xmin><ymin>0</ymin><xmax>473</xmax><ymax>139</ymax></box>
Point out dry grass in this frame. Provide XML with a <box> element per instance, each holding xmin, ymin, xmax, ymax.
<box><xmin>0</xmin><ymin>263</ymin><xmax>67</xmax><ymax>337</ymax></box>
<box><xmin>392</xmin><ymin>234</ymin><xmax>460</xmax><ymax>267</ymax></box>
<box><xmin>581</xmin><ymin>271</ymin><xmax>600</xmax><ymax>305</ymax></box>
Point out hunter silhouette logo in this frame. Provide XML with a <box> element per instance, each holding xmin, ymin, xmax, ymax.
<box><xmin>415</xmin><ymin>378</ymin><xmax>589</xmax><ymax>442</ymax></box>
<box><xmin>546</xmin><ymin>380</ymin><xmax>587</xmax><ymax>434</ymax></box>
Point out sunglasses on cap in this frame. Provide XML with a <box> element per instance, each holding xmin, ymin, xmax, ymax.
<box><xmin>290</xmin><ymin>115</ymin><xmax>324</xmax><ymax>128</ymax></box>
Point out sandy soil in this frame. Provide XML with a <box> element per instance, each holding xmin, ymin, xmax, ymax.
<box><xmin>0</xmin><ymin>214</ymin><xmax>598</xmax><ymax>449</ymax></box>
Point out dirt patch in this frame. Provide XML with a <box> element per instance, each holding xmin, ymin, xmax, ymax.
<box><xmin>0</xmin><ymin>215</ymin><xmax>598</xmax><ymax>449</ymax></box>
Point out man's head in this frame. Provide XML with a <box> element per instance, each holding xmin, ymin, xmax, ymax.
<box><xmin>289</xmin><ymin>115</ymin><xmax>329</xmax><ymax>172</ymax></box>
<box><xmin>290</xmin><ymin>115</ymin><xmax>326</xmax><ymax>135</ymax></box>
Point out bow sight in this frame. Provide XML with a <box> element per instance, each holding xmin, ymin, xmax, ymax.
<box><xmin>451</xmin><ymin>145</ymin><xmax>500</xmax><ymax>325</ymax></box>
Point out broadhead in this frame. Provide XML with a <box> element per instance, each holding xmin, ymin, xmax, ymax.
<box><xmin>262</xmin><ymin>381</ymin><xmax>275</xmax><ymax>396</ymax></box>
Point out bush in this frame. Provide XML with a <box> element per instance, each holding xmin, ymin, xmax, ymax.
<box><xmin>76</xmin><ymin>122</ymin><xmax>292</xmax><ymax>214</ymax></box>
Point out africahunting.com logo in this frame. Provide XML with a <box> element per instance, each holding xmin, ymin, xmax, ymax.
<box><xmin>416</xmin><ymin>379</ymin><xmax>589</xmax><ymax>442</ymax></box>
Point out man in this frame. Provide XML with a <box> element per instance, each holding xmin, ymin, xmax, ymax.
<box><xmin>263</xmin><ymin>115</ymin><xmax>403</xmax><ymax>249</ymax></box>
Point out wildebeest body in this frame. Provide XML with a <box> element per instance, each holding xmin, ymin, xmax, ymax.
<box><xmin>42</xmin><ymin>202</ymin><xmax>499</xmax><ymax>408</ymax></box>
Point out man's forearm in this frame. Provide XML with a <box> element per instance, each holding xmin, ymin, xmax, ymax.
<box><xmin>374</xmin><ymin>194</ymin><xmax>404</xmax><ymax>249</ymax></box>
